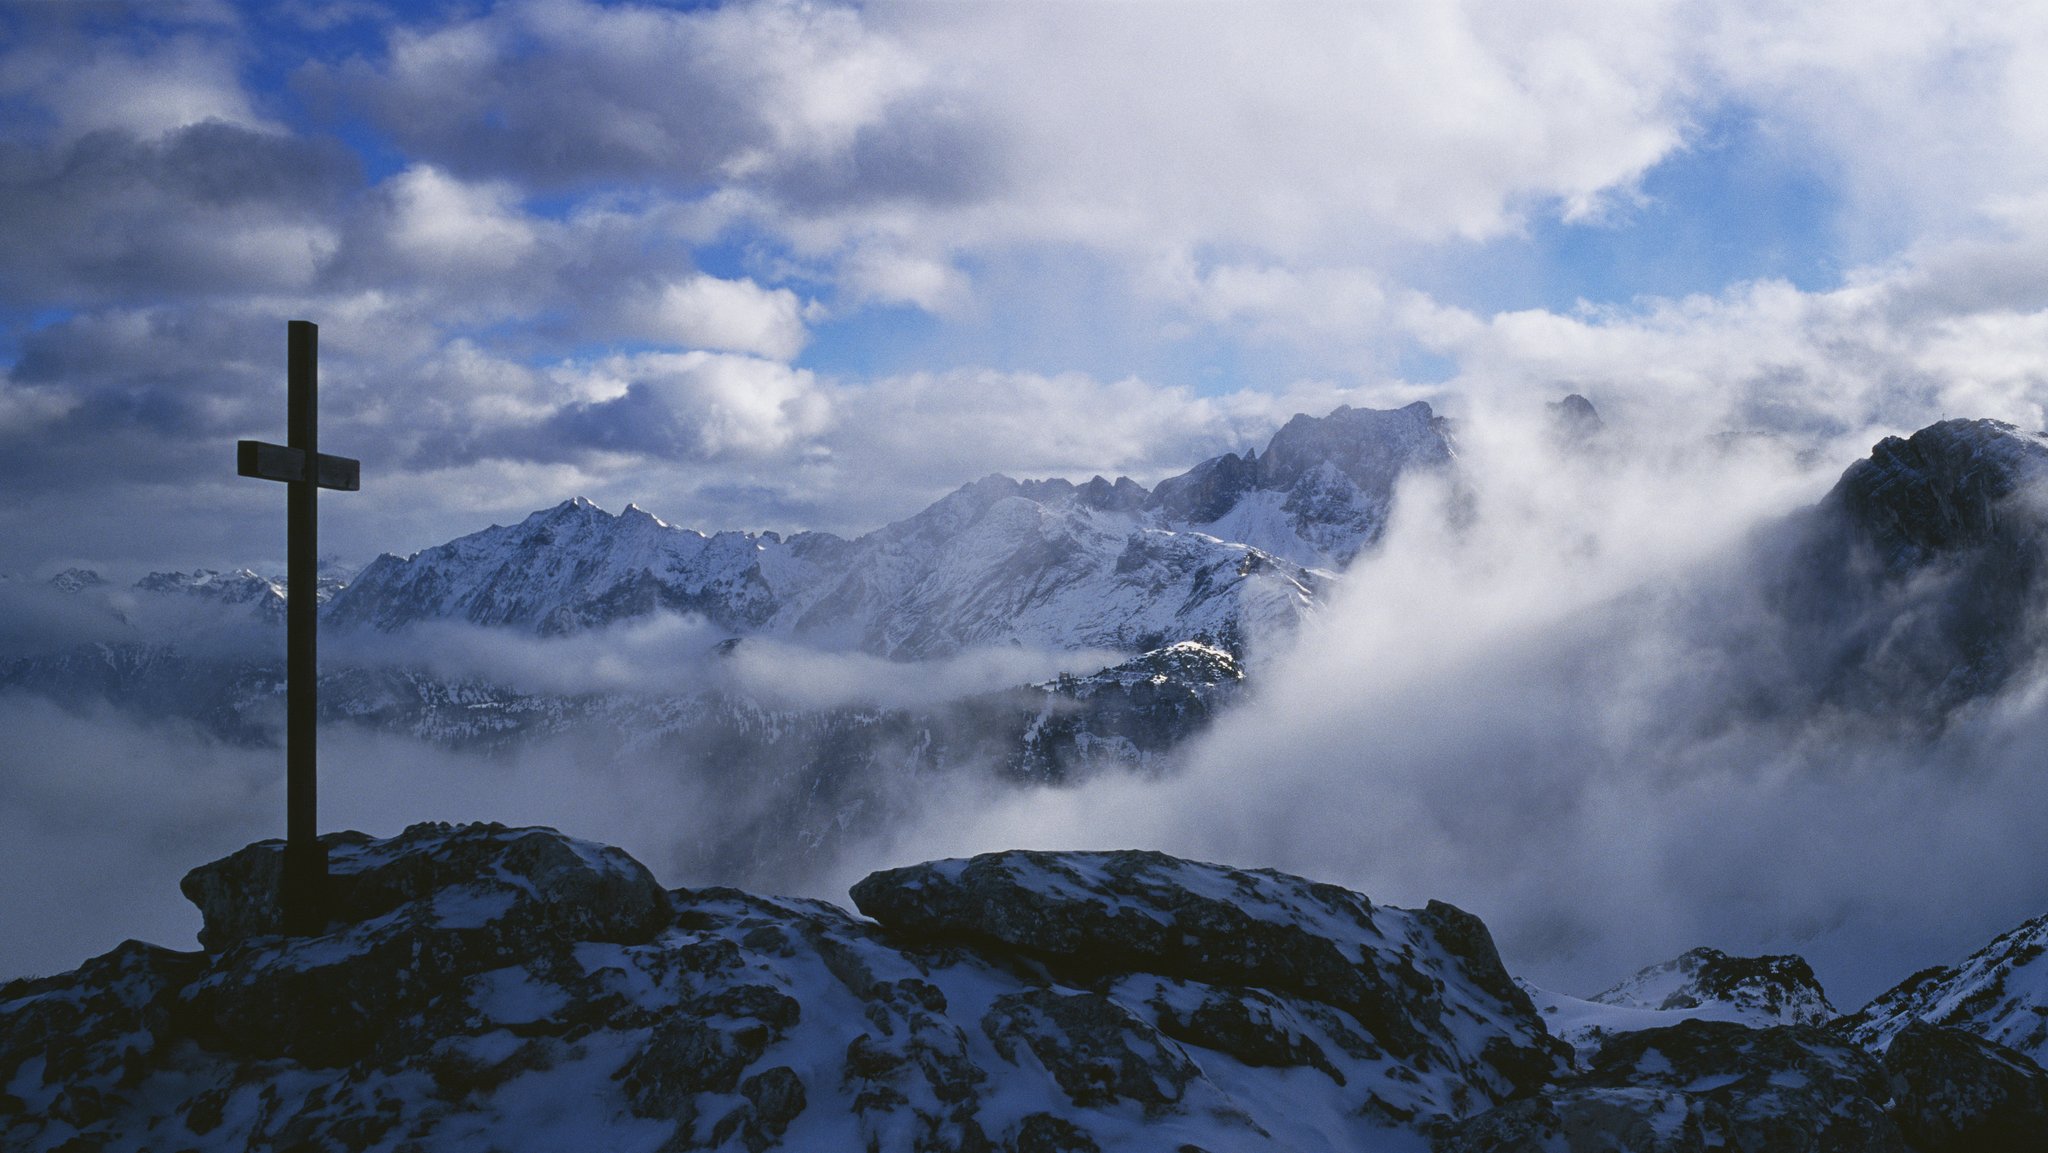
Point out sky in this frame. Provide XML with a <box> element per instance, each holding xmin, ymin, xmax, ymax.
<box><xmin>4</xmin><ymin>0</ymin><xmax>2048</xmax><ymax>578</ymax></box>
<box><xmin>8</xmin><ymin>0</ymin><xmax>2048</xmax><ymax>1000</ymax></box>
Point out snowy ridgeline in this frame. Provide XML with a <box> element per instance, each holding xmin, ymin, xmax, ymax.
<box><xmin>320</xmin><ymin>402</ymin><xmax>1459</xmax><ymax>655</ymax></box>
<box><xmin>7</xmin><ymin>822</ymin><xmax>2048</xmax><ymax>1153</ymax></box>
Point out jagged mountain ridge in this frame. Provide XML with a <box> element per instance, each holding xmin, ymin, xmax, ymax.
<box><xmin>1844</xmin><ymin>911</ymin><xmax>2048</xmax><ymax>1060</ymax></box>
<box><xmin>325</xmin><ymin>400</ymin><xmax>1455</xmax><ymax>657</ymax></box>
<box><xmin>11</xmin><ymin>822</ymin><xmax>2048</xmax><ymax>1153</ymax></box>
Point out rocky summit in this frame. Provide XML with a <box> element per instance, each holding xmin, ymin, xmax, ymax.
<box><xmin>2</xmin><ymin>822</ymin><xmax>1558</xmax><ymax>1153</ymax></box>
<box><xmin>10</xmin><ymin>824</ymin><xmax>2048</xmax><ymax>1153</ymax></box>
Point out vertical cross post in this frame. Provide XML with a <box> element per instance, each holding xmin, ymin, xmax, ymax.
<box><xmin>284</xmin><ymin>320</ymin><xmax>323</xmax><ymax>935</ymax></box>
<box><xmin>236</xmin><ymin>320</ymin><xmax>360</xmax><ymax>936</ymax></box>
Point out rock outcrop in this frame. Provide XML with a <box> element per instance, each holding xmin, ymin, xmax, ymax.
<box><xmin>10</xmin><ymin>823</ymin><xmax>2048</xmax><ymax>1152</ymax></box>
<box><xmin>0</xmin><ymin>824</ymin><xmax>1556</xmax><ymax>1153</ymax></box>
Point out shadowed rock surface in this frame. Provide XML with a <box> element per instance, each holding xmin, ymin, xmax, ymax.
<box><xmin>9</xmin><ymin>823</ymin><xmax>2048</xmax><ymax>1151</ymax></box>
<box><xmin>0</xmin><ymin>824</ymin><xmax>1550</xmax><ymax>1152</ymax></box>
<box><xmin>1881</xmin><ymin>1020</ymin><xmax>2048</xmax><ymax>1152</ymax></box>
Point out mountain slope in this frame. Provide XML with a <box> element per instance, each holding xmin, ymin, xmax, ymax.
<box><xmin>1843</xmin><ymin>912</ymin><xmax>2048</xmax><ymax>1063</ymax></box>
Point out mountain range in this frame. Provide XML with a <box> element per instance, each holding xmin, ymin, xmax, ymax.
<box><xmin>8</xmin><ymin>403</ymin><xmax>2048</xmax><ymax>885</ymax></box>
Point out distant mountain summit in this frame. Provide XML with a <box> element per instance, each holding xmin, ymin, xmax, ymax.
<box><xmin>327</xmin><ymin>401</ymin><xmax>1458</xmax><ymax>658</ymax></box>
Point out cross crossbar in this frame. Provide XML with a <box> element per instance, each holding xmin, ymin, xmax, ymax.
<box><xmin>237</xmin><ymin>440</ymin><xmax>361</xmax><ymax>490</ymax></box>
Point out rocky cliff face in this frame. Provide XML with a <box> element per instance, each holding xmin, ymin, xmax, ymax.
<box><xmin>1753</xmin><ymin>418</ymin><xmax>2048</xmax><ymax>725</ymax></box>
<box><xmin>11</xmin><ymin>823</ymin><xmax>2048</xmax><ymax>1153</ymax></box>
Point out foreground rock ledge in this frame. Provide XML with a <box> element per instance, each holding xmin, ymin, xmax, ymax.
<box><xmin>6</xmin><ymin>822</ymin><xmax>2045</xmax><ymax>1152</ymax></box>
<box><xmin>1</xmin><ymin>821</ymin><xmax>1562</xmax><ymax>1152</ymax></box>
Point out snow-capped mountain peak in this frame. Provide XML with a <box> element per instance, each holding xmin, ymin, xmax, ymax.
<box><xmin>321</xmin><ymin>401</ymin><xmax>1454</xmax><ymax>657</ymax></box>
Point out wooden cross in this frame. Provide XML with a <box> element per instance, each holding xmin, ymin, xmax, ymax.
<box><xmin>236</xmin><ymin>320</ymin><xmax>360</xmax><ymax>935</ymax></box>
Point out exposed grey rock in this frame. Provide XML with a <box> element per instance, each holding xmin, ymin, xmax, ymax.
<box><xmin>1883</xmin><ymin>1020</ymin><xmax>2048</xmax><ymax>1152</ymax></box>
<box><xmin>982</xmin><ymin>988</ymin><xmax>1199</xmax><ymax>1116</ymax></box>
<box><xmin>179</xmin><ymin>820</ymin><xmax>670</xmax><ymax>952</ymax></box>
<box><xmin>1546</xmin><ymin>394</ymin><xmax>1603</xmax><ymax>448</ymax></box>
<box><xmin>1775</xmin><ymin>418</ymin><xmax>2048</xmax><ymax>722</ymax></box>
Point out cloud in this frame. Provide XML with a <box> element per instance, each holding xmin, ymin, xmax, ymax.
<box><xmin>844</xmin><ymin>405</ymin><xmax>2048</xmax><ymax>1009</ymax></box>
<box><xmin>542</xmin><ymin>350</ymin><xmax>830</xmax><ymax>460</ymax></box>
<box><xmin>626</xmin><ymin>274</ymin><xmax>810</xmax><ymax>359</ymax></box>
<box><xmin>376</xmin><ymin>164</ymin><xmax>538</xmax><ymax>276</ymax></box>
<box><xmin>0</xmin><ymin>120</ymin><xmax>355</xmax><ymax>305</ymax></box>
<box><xmin>314</xmin><ymin>0</ymin><xmax>929</xmax><ymax>191</ymax></box>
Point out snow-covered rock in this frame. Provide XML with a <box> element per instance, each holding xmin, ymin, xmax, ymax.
<box><xmin>1843</xmin><ymin>911</ymin><xmax>2048</xmax><ymax>1063</ymax></box>
<box><xmin>1160</xmin><ymin>400</ymin><xmax>1453</xmax><ymax>569</ymax></box>
<box><xmin>1440</xmin><ymin>1020</ymin><xmax>1903</xmax><ymax>1153</ymax></box>
<box><xmin>1521</xmin><ymin>947</ymin><xmax>1836</xmax><ymax>1059</ymax></box>
<box><xmin>46</xmin><ymin>568</ymin><xmax>103</xmax><ymax>594</ymax></box>
<box><xmin>0</xmin><ymin>823</ymin><xmax>1566</xmax><ymax>1153</ymax></box>
<box><xmin>16</xmin><ymin>824</ymin><xmax>2048</xmax><ymax>1152</ymax></box>
<box><xmin>851</xmin><ymin>848</ymin><xmax>1570</xmax><ymax>1121</ymax></box>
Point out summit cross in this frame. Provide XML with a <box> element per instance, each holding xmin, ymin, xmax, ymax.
<box><xmin>235</xmin><ymin>320</ymin><xmax>360</xmax><ymax>935</ymax></box>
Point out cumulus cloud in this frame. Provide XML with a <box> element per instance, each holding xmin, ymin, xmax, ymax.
<box><xmin>627</xmin><ymin>274</ymin><xmax>810</xmax><ymax>359</ymax></box>
<box><xmin>544</xmin><ymin>350</ymin><xmax>830</xmax><ymax>459</ymax></box>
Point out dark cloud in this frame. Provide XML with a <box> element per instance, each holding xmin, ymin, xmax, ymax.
<box><xmin>303</xmin><ymin>0</ymin><xmax>1001</xmax><ymax>211</ymax></box>
<box><xmin>0</xmin><ymin>122</ymin><xmax>358</xmax><ymax>306</ymax></box>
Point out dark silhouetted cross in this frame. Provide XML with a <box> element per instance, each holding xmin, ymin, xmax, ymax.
<box><xmin>236</xmin><ymin>320</ymin><xmax>360</xmax><ymax>935</ymax></box>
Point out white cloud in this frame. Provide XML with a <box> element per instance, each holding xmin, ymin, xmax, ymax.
<box><xmin>632</xmin><ymin>274</ymin><xmax>810</xmax><ymax>360</ymax></box>
<box><xmin>382</xmin><ymin>165</ymin><xmax>538</xmax><ymax>275</ymax></box>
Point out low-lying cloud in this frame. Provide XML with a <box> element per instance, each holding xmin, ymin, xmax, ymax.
<box><xmin>839</xmin><ymin>410</ymin><xmax>2048</xmax><ymax>1008</ymax></box>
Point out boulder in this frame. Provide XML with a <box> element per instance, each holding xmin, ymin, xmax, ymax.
<box><xmin>1883</xmin><ymin>1019</ymin><xmax>2048</xmax><ymax>1152</ymax></box>
<box><xmin>852</xmin><ymin>848</ymin><xmax>1569</xmax><ymax>1113</ymax></box>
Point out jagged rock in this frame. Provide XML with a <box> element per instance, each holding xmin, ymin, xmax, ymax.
<box><xmin>982</xmin><ymin>988</ymin><xmax>1199</xmax><ymax>1116</ymax></box>
<box><xmin>1826</xmin><ymin>418</ymin><xmax>2048</xmax><ymax>568</ymax></box>
<box><xmin>174</xmin><ymin>822</ymin><xmax>670</xmax><ymax>1067</ymax></box>
<box><xmin>1140</xmin><ymin>977</ymin><xmax>1346</xmax><ymax>1085</ymax></box>
<box><xmin>1882</xmin><ymin>1020</ymin><xmax>2048</xmax><ymax>1152</ymax></box>
<box><xmin>46</xmin><ymin>567</ymin><xmax>103</xmax><ymax>593</ymax></box>
<box><xmin>1439</xmin><ymin>1020</ymin><xmax>1903</xmax><ymax>1152</ymax></box>
<box><xmin>1736</xmin><ymin>417</ymin><xmax>2048</xmax><ymax>726</ymax></box>
<box><xmin>1006</xmin><ymin>1112</ymin><xmax>1101</xmax><ymax>1153</ymax></box>
<box><xmin>1589</xmin><ymin>947</ymin><xmax>1834</xmax><ymax>1024</ymax></box>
